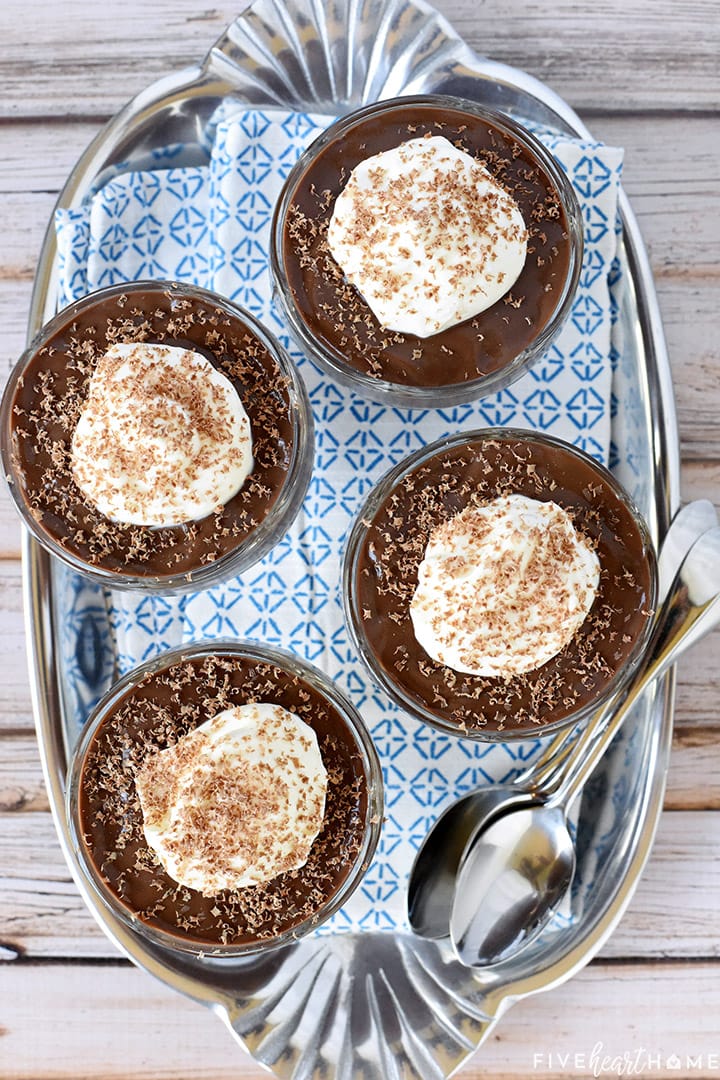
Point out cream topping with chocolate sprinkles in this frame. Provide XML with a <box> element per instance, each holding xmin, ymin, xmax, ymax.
<box><xmin>78</xmin><ymin>654</ymin><xmax>368</xmax><ymax>947</ymax></box>
<box><xmin>7</xmin><ymin>286</ymin><xmax>295</xmax><ymax>576</ymax></box>
<box><xmin>135</xmin><ymin>703</ymin><xmax>327</xmax><ymax>894</ymax></box>
<box><xmin>354</xmin><ymin>436</ymin><xmax>654</xmax><ymax>733</ymax></box>
<box><xmin>71</xmin><ymin>342</ymin><xmax>253</xmax><ymax>527</ymax></box>
<box><xmin>281</xmin><ymin>102</ymin><xmax>572</xmax><ymax>388</ymax></box>
<box><xmin>327</xmin><ymin>136</ymin><xmax>527</xmax><ymax>338</ymax></box>
<box><xmin>410</xmin><ymin>494</ymin><xmax>600</xmax><ymax>677</ymax></box>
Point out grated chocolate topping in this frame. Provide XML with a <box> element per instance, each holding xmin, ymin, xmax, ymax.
<box><xmin>410</xmin><ymin>495</ymin><xmax>600</xmax><ymax>677</ymax></box>
<box><xmin>78</xmin><ymin>653</ymin><xmax>368</xmax><ymax>948</ymax></box>
<box><xmin>281</xmin><ymin>104</ymin><xmax>571</xmax><ymax>386</ymax></box>
<box><xmin>9</xmin><ymin>285</ymin><xmax>294</xmax><ymax>576</ymax></box>
<box><xmin>354</xmin><ymin>436</ymin><xmax>654</xmax><ymax>734</ymax></box>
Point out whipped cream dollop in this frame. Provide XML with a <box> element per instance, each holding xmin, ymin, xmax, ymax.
<box><xmin>326</xmin><ymin>135</ymin><xmax>528</xmax><ymax>339</ymax></box>
<box><xmin>71</xmin><ymin>342</ymin><xmax>253</xmax><ymax>527</ymax></box>
<box><xmin>410</xmin><ymin>494</ymin><xmax>600</xmax><ymax>677</ymax></box>
<box><xmin>135</xmin><ymin>703</ymin><xmax>328</xmax><ymax>895</ymax></box>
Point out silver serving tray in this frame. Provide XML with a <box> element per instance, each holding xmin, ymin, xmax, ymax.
<box><xmin>25</xmin><ymin>1</ymin><xmax>679</xmax><ymax>1076</ymax></box>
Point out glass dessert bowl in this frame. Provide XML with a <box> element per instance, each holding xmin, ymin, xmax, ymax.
<box><xmin>343</xmin><ymin>428</ymin><xmax>657</xmax><ymax>741</ymax></box>
<box><xmin>270</xmin><ymin>94</ymin><xmax>583</xmax><ymax>408</ymax></box>
<box><xmin>0</xmin><ymin>281</ymin><xmax>314</xmax><ymax>593</ymax></box>
<box><xmin>66</xmin><ymin>640</ymin><xmax>383</xmax><ymax>957</ymax></box>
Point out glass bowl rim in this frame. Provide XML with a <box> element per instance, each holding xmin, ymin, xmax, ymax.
<box><xmin>65</xmin><ymin>637</ymin><xmax>384</xmax><ymax>958</ymax></box>
<box><xmin>0</xmin><ymin>279</ymin><xmax>314</xmax><ymax>594</ymax></box>
<box><xmin>342</xmin><ymin>426</ymin><xmax>659</xmax><ymax>742</ymax></box>
<box><xmin>269</xmin><ymin>92</ymin><xmax>584</xmax><ymax>407</ymax></box>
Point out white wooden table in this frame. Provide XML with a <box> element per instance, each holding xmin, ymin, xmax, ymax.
<box><xmin>1</xmin><ymin>1</ymin><xmax>718</xmax><ymax>1076</ymax></box>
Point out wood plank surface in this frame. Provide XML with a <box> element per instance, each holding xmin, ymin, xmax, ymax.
<box><xmin>4</xmin><ymin>115</ymin><xmax>719</xmax><ymax>272</ymax></box>
<box><xmin>11</xmin><ymin>549</ymin><xmax>720</xmax><ymax>736</ymax></box>
<box><xmin>1</xmin><ymin>113</ymin><xmax>719</xmax><ymax>463</ymax></box>
<box><xmin>0</xmin><ymin>0</ymin><xmax>718</xmax><ymax>1076</ymax></box>
<box><xmin>0</xmin><ymin>562</ymin><xmax>32</xmax><ymax>733</ymax></box>
<box><xmin>2</xmin><ymin>958</ymin><xmax>720</xmax><ymax>1079</ymax></box>
<box><xmin>1</xmin><ymin>809</ymin><xmax>717</xmax><ymax>961</ymax></box>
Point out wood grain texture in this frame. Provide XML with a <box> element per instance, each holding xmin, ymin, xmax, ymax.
<box><xmin>2</xmin><ymin>958</ymin><xmax>720</xmax><ymax>1079</ymax></box>
<box><xmin>0</xmin><ymin>563</ymin><xmax>33</xmax><ymax>732</ymax></box>
<box><xmin>2</xmin><ymin>724</ymin><xmax>719</xmax><ymax>817</ymax></box>
<box><xmin>0</xmin><ymin>736</ymin><xmax>46</xmax><ymax>813</ymax></box>
<box><xmin>1</xmin><ymin>810</ymin><xmax>717</xmax><ymax>961</ymax></box>
<box><xmin>0</xmin><ymin>555</ymin><xmax>718</xmax><ymax>737</ymax></box>
<box><xmin>1</xmin><ymin>0</ymin><xmax>719</xmax><ymax>117</ymax></box>
<box><xmin>0</xmin><ymin>547</ymin><xmax>718</xmax><ymax>737</ymax></box>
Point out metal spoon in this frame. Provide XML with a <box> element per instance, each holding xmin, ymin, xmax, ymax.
<box><xmin>406</xmin><ymin>499</ymin><xmax>717</xmax><ymax>939</ymax></box>
<box><xmin>450</xmin><ymin>524</ymin><xmax>720</xmax><ymax>968</ymax></box>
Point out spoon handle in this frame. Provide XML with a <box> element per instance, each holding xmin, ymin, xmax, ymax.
<box><xmin>548</xmin><ymin>526</ymin><xmax>720</xmax><ymax>810</ymax></box>
<box><xmin>514</xmin><ymin>723</ymin><xmax>583</xmax><ymax>791</ymax></box>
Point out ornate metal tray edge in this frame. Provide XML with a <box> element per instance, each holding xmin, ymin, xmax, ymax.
<box><xmin>22</xmin><ymin>1</ymin><xmax>680</xmax><ymax>1076</ymax></box>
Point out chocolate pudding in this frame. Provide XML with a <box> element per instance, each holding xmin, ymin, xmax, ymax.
<box><xmin>2</xmin><ymin>282</ymin><xmax>312</xmax><ymax>589</ymax></box>
<box><xmin>344</xmin><ymin>430</ymin><xmax>656</xmax><ymax>738</ymax></box>
<box><xmin>272</xmin><ymin>96</ymin><xmax>582</xmax><ymax>401</ymax></box>
<box><xmin>71</xmin><ymin>645</ymin><xmax>381</xmax><ymax>952</ymax></box>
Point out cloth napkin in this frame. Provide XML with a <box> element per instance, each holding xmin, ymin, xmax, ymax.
<box><xmin>55</xmin><ymin>104</ymin><xmax>624</xmax><ymax>934</ymax></box>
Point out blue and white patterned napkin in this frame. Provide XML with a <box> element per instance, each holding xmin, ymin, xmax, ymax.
<box><xmin>56</xmin><ymin>106</ymin><xmax>623</xmax><ymax>934</ymax></box>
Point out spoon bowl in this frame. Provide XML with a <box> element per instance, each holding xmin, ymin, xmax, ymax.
<box><xmin>450</xmin><ymin>805</ymin><xmax>574</xmax><ymax>965</ymax></box>
<box><xmin>407</xmin><ymin>786</ymin><xmax>535</xmax><ymax>939</ymax></box>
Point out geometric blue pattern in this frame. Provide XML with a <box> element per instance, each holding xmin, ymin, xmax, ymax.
<box><xmin>55</xmin><ymin>106</ymin><xmax>625</xmax><ymax>935</ymax></box>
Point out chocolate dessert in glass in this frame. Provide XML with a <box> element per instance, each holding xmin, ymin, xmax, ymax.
<box><xmin>343</xmin><ymin>429</ymin><xmax>657</xmax><ymax>740</ymax></box>
<box><xmin>0</xmin><ymin>281</ymin><xmax>314</xmax><ymax>592</ymax></box>
<box><xmin>270</xmin><ymin>95</ymin><xmax>583</xmax><ymax>407</ymax></box>
<box><xmin>66</xmin><ymin>640</ymin><xmax>383</xmax><ymax>956</ymax></box>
